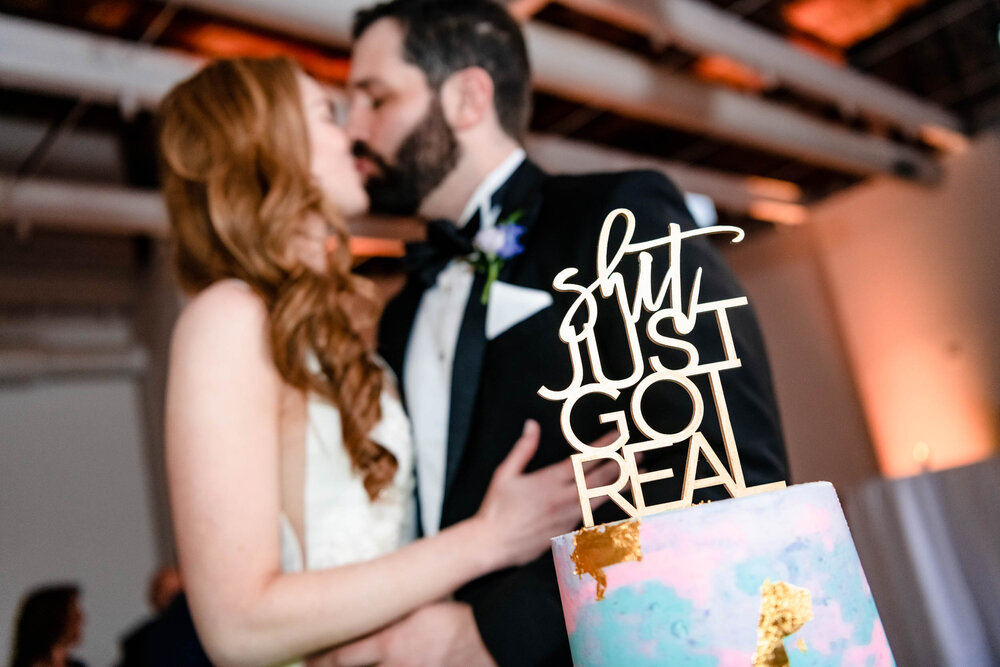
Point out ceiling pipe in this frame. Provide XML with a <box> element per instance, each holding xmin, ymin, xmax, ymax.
<box><xmin>0</xmin><ymin>12</ymin><xmax>938</xmax><ymax>182</ymax></box>
<box><xmin>0</xmin><ymin>176</ymin><xmax>420</xmax><ymax>247</ymax></box>
<box><xmin>0</xmin><ymin>315</ymin><xmax>148</xmax><ymax>383</ymax></box>
<box><xmin>0</xmin><ymin>176</ymin><xmax>170</xmax><ymax>237</ymax></box>
<box><xmin>157</xmin><ymin>3</ymin><xmax>940</xmax><ymax>181</ymax></box>
<box><xmin>525</xmin><ymin>22</ymin><xmax>939</xmax><ymax>182</ymax></box>
<box><xmin>0</xmin><ymin>314</ymin><xmax>134</xmax><ymax>348</ymax></box>
<box><xmin>557</xmin><ymin>0</ymin><xmax>962</xmax><ymax>137</ymax></box>
<box><xmin>0</xmin><ymin>14</ymin><xmax>201</xmax><ymax>109</ymax></box>
<box><xmin>1</xmin><ymin>129</ymin><xmax>804</xmax><ymax>241</ymax></box>
<box><xmin>174</xmin><ymin>0</ymin><xmax>369</xmax><ymax>45</ymax></box>
<box><xmin>0</xmin><ymin>347</ymin><xmax>150</xmax><ymax>382</ymax></box>
<box><xmin>525</xmin><ymin>134</ymin><xmax>806</xmax><ymax>225</ymax></box>
<box><xmin>0</xmin><ymin>17</ymin><xmax>809</xmax><ymax>220</ymax></box>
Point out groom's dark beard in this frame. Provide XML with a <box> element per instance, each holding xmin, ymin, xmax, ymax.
<box><xmin>353</xmin><ymin>96</ymin><xmax>460</xmax><ymax>216</ymax></box>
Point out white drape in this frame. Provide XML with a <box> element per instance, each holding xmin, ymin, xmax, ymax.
<box><xmin>846</xmin><ymin>456</ymin><xmax>1000</xmax><ymax>666</ymax></box>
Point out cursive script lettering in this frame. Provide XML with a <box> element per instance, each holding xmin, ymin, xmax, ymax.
<box><xmin>538</xmin><ymin>208</ymin><xmax>784</xmax><ymax>526</ymax></box>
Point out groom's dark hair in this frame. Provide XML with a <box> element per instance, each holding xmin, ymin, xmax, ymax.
<box><xmin>353</xmin><ymin>0</ymin><xmax>532</xmax><ymax>141</ymax></box>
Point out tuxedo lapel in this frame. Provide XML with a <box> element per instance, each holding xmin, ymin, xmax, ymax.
<box><xmin>441</xmin><ymin>160</ymin><xmax>547</xmax><ymax>498</ymax></box>
<box><xmin>492</xmin><ymin>161</ymin><xmax>545</xmax><ymax>240</ymax></box>
<box><xmin>443</xmin><ymin>270</ymin><xmax>488</xmax><ymax>495</ymax></box>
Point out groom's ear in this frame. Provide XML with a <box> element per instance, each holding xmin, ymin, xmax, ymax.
<box><xmin>440</xmin><ymin>67</ymin><xmax>495</xmax><ymax>131</ymax></box>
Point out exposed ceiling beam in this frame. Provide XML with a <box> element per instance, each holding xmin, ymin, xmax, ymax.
<box><xmin>0</xmin><ymin>11</ymin><xmax>940</xmax><ymax>183</ymax></box>
<box><xmin>0</xmin><ymin>347</ymin><xmax>149</xmax><ymax>381</ymax></box>
<box><xmin>0</xmin><ymin>130</ymin><xmax>804</xmax><ymax>242</ymax></box>
<box><xmin>0</xmin><ymin>118</ymin><xmax>806</xmax><ymax>220</ymax></box>
<box><xmin>526</xmin><ymin>22</ymin><xmax>939</xmax><ymax>182</ymax></box>
<box><xmin>0</xmin><ymin>176</ymin><xmax>169</xmax><ymax>237</ymax></box>
<box><xmin>157</xmin><ymin>3</ymin><xmax>941</xmax><ymax>181</ymax></box>
<box><xmin>0</xmin><ymin>14</ymin><xmax>201</xmax><ymax>110</ymax></box>
<box><xmin>175</xmin><ymin>0</ymin><xmax>369</xmax><ymax>45</ymax></box>
<box><xmin>525</xmin><ymin>134</ymin><xmax>806</xmax><ymax>224</ymax></box>
<box><xmin>0</xmin><ymin>176</ymin><xmax>419</xmax><ymax>249</ymax></box>
<box><xmin>0</xmin><ymin>16</ymin><xmax>809</xmax><ymax>221</ymax></box>
<box><xmin>558</xmin><ymin>0</ymin><xmax>963</xmax><ymax>137</ymax></box>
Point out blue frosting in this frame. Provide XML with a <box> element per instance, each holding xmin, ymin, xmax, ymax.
<box><xmin>570</xmin><ymin>539</ymin><xmax>889</xmax><ymax>666</ymax></box>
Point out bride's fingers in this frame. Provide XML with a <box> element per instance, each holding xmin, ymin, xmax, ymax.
<box><xmin>582</xmin><ymin>458</ymin><xmax>626</xmax><ymax>488</ymax></box>
<box><xmin>494</xmin><ymin>420</ymin><xmax>541</xmax><ymax>484</ymax></box>
<box><xmin>578</xmin><ymin>448</ymin><xmax>645</xmax><ymax>473</ymax></box>
<box><xmin>550</xmin><ymin>460</ymin><xmax>624</xmax><ymax>510</ymax></box>
<box><xmin>579</xmin><ymin>430</ymin><xmax>619</xmax><ymax>459</ymax></box>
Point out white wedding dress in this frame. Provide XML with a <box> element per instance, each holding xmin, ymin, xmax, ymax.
<box><xmin>277</xmin><ymin>373</ymin><xmax>417</xmax><ymax>665</ymax></box>
<box><xmin>280</xmin><ymin>376</ymin><xmax>417</xmax><ymax>573</ymax></box>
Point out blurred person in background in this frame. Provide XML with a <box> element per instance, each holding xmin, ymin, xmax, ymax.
<box><xmin>117</xmin><ymin>566</ymin><xmax>210</xmax><ymax>667</ymax></box>
<box><xmin>146</xmin><ymin>566</ymin><xmax>182</xmax><ymax>613</ymax></box>
<box><xmin>9</xmin><ymin>583</ymin><xmax>86</xmax><ymax>667</ymax></box>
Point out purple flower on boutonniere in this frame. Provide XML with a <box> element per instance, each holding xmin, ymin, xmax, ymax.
<box><xmin>469</xmin><ymin>209</ymin><xmax>525</xmax><ymax>304</ymax></box>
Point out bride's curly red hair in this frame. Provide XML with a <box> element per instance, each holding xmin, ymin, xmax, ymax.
<box><xmin>157</xmin><ymin>56</ymin><xmax>395</xmax><ymax>500</ymax></box>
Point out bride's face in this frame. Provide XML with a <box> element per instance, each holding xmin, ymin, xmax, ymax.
<box><xmin>298</xmin><ymin>73</ymin><xmax>369</xmax><ymax>218</ymax></box>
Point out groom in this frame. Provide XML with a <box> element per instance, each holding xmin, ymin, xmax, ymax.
<box><xmin>338</xmin><ymin>1</ymin><xmax>789</xmax><ymax>665</ymax></box>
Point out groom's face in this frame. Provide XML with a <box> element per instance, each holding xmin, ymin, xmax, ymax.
<box><xmin>347</xmin><ymin>18</ymin><xmax>460</xmax><ymax>215</ymax></box>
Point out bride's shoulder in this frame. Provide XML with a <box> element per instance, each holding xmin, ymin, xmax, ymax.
<box><xmin>172</xmin><ymin>279</ymin><xmax>268</xmax><ymax>351</ymax></box>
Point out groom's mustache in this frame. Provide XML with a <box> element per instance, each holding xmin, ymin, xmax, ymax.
<box><xmin>352</xmin><ymin>140</ymin><xmax>393</xmax><ymax>175</ymax></box>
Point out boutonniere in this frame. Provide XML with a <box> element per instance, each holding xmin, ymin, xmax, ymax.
<box><xmin>469</xmin><ymin>209</ymin><xmax>525</xmax><ymax>304</ymax></box>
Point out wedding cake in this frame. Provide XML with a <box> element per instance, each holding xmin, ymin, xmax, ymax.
<box><xmin>537</xmin><ymin>210</ymin><xmax>895</xmax><ymax>665</ymax></box>
<box><xmin>550</xmin><ymin>483</ymin><xmax>895</xmax><ymax>666</ymax></box>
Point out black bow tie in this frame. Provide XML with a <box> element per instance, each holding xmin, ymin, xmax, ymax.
<box><xmin>404</xmin><ymin>214</ymin><xmax>481</xmax><ymax>286</ymax></box>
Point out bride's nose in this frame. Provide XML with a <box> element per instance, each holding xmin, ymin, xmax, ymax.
<box><xmin>329</xmin><ymin>90</ymin><xmax>351</xmax><ymax>127</ymax></box>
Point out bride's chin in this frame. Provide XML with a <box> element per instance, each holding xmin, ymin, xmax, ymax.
<box><xmin>325</xmin><ymin>188</ymin><xmax>367</xmax><ymax>219</ymax></box>
<box><xmin>341</xmin><ymin>191</ymin><xmax>370</xmax><ymax>219</ymax></box>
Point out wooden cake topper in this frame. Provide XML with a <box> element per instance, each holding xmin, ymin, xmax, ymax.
<box><xmin>538</xmin><ymin>208</ymin><xmax>784</xmax><ymax>527</ymax></box>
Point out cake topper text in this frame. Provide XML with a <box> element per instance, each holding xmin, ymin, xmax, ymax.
<box><xmin>538</xmin><ymin>208</ymin><xmax>784</xmax><ymax>527</ymax></box>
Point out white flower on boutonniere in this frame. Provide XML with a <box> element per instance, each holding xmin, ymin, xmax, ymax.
<box><xmin>469</xmin><ymin>209</ymin><xmax>525</xmax><ymax>304</ymax></box>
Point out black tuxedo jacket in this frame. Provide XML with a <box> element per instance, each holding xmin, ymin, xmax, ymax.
<box><xmin>379</xmin><ymin>161</ymin><xmax>789</xmax><ymax>666</ymax></box>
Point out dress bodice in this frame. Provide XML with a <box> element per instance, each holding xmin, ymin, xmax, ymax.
<box><xmin>280</xmin><ymin>370</ymin><xmax>416</xmax><ymax>573</ymax></box>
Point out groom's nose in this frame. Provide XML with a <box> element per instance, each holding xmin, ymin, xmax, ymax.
<box><xmin>344</xmin><ymin>99</ymin><xmax>369</xmax><ymax>144</ymax></box>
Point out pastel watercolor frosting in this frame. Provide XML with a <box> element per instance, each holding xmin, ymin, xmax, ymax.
<box><xmin>551</xmin><ymin>482</ymin><xmax>895</xmax><ymax>666</ymax></box>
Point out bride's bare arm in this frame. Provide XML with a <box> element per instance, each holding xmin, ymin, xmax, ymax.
<box><xmin>166</xmin><ymin>281</ymin><xmax>615</xmax><ymax>667</ymax></box>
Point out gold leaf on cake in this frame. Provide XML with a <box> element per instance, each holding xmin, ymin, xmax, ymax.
<box><xmin>571</xmin><ymin>520</ymin><xmax>642</xmax><ymax>601</ymax></box>
<box><xmin>752</xmin><ymin>579</ymin><xmax>813</xmax><ymax>667</ymax></box>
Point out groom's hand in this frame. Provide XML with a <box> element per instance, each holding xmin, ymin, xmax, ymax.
<box><xmin>317</xmin><ymin>601</ymin><xmax>496</xmax><ymax>667</ymax></box>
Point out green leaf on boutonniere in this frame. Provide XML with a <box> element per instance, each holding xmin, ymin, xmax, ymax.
<box><xmin>470</xmin><ymin>209</ymin><xmax>526</xmax><ymax>304</ymax></box>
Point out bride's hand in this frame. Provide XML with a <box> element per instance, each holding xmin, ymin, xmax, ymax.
<box><xmin>471</xmin><ymin>419</ymin><xmax>621</xmax><ymax>569</ymax></box>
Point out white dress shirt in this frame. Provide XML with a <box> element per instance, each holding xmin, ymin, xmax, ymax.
<box><xmin>404</xmin><ymin>148</ymin><xmax>526</xmax><ymax>535</ymax></box>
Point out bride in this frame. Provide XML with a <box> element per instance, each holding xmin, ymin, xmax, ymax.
<box><xmin>157</xmin><ymin>56</ymin><xmax>615</xmax><ymax>666</ymax></box>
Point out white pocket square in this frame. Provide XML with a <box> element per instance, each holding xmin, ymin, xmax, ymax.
<box><xmin>485</xmin><ymin>281</ymin><xmax>553</xmax><ymax>341</ymax></box>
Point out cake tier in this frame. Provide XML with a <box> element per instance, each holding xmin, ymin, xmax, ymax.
<box><xmin>551</xmin><ymin>482</ymin><xmax>894</xmax><ymax>666</ymax></box>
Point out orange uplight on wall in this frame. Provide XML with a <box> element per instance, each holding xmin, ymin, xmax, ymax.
<box><xmin>862</xmin><ymin>339</ymin><xmax>997</xmax><ymax>477</ymax></box>
<box><xmin>783</xmin><ymin>0</ymin><xmax>926</xmax><ymax>48</ymax></box>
